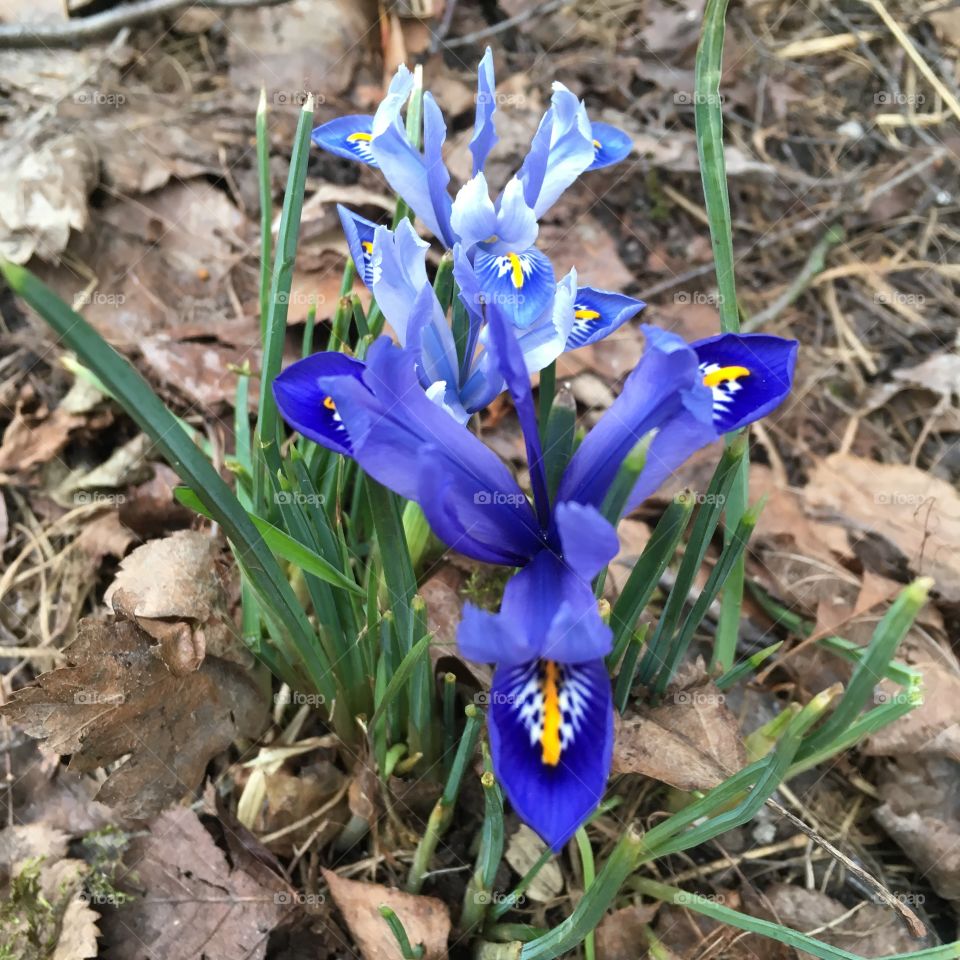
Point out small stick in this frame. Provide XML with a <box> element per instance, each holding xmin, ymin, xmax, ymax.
<box><xmin>0</xmin><ymin>0</ymin><xmax>292</xmax><ymax>49</ymax></box>
<box><xmin>765</xmin><ymin>796</ymin><xmax>926</xmax><ymax>938</ymax></box>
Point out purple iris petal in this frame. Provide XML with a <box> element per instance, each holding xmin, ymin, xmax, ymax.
<box><xmin>484</xmin><ymin>301</ymin><xmax>551</xmax><ymax>526</ymax></box>
<box><xmin>450</xmin><ymin>174</ymin><xmax>499</xmax><ymax>251</ymax></box>
<box><xmin>488</xmin><ymin>656</ymin><xmax>613</xmax><ymax>851</ymax></box>
<box><xmin>311</xmin><ymin>115</ymin><xmax>378</xmax><ymax>166</ymax></box>
<box><xmin>370</xmin><ymin>67</ymin><xmax>454</xmax><ymax>247</ymax></box>
<box><xmin>336</xmin><ymin>205</ymin><xmax>379</xmax><ymax>289</ymax></box>
<box><xmin>470</xmin><ymin>47</ymin><xmax>499</xmax><ymax>175</ymax></box>
<box><xmin>516</xmin><ymin>83</ymin><xmax>595</xmax><ymax>218</ymax></box>
<box><xmin>588</xmin><ymin>121</ymin><xmax>633</xmax><ymax>171</ymax></box>
<box><xmin>625</xmin><ymin>406</ymin><xmax>719</xmax><ymax>513</ymax></box>
<box><xmin>565</xmin><ymin>287</ymin><xmax>645</xmax><ymax>350</ymax></box>
<box><xmin>370</xmin><ymin>221</ymin><xmax>430</xmax><ymax>345</ymax></box>
<box><xmin>271</xmin><ymin>352</ymin><xmax>367</xmax><ymax>456</ymax></box>
<box><xmin>693</xmin><ymin>332</ymin><xmax>799</xmax><ymax>433</ymax></box>
<box><xmin>473</xmin><ymin>247</ymin><xmax>555</xmax><ymax>331</ymax></box>
<box><xmin>558</xmin><ymin>326</ymin><xmax>710</xmax><ymax>509</ymax></box>
<box><xmin>511</xmin><ymin>269</ymin><xmax>577</xmax><ymax>374</ymax></box>
<box><xmin>554</xmin><ymin>501</ymin><xmax>619</xmax><ymax>580</ymax></box>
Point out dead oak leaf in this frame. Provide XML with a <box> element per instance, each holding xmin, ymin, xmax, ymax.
<box><xmin>612</xmin><ymin>678</ymin><xmax>746</xmax><ymax>791</ymax></box>
<box><xmin>100</xmin><ymin>806</ymin><xmax>292</xmax><ymax>960</ymax></box>
<box><xmin>1</xmin><ymin>615</ymin><xmax>267</xmax><ymax>818</ymax></box>
<box><xmin>323</xmin><ymin>869</ymin><xmax>451</xmax><ymax>960</ymax></box>
<box><xmin>804</xmin><ymin>453</ymin><xmax>960</xmax><ymax>602</ymax></box>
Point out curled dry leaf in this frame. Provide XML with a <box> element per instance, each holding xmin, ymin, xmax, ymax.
<box><xmin>612</xmin><ymin>675</ymin><xmax>746</xmax><ymax>791</ymax></box>
<box><xmin>594</xmin><ymin>902</ymin><xmax>660</xmax><ymax>960</ymax></box>
<box><xmin>0</xmin><ymin>125</ymin><xmax>99</xmax><ymax>264</ymax></box>
<box><xmin>323</xmin><ymin>869</ymin><xmax>451</xmax><ymax>960</ymax></box>
<box><xmin>100</xmin><ymin>807</ymin><xmax>293</xmax><ymax>960</ymax></box>
<box><xmin>1</xmin><ymin>614</ymin><xmax>267</xmax><ymax>818</ymax></box>
<box><xmin>504</xmin><ymin>824</ymin><xmax>564</xmax><ymax>902</ymax></box>
<box><xmin>104</xmin><ymin>529</ymin><xmax>251</xmax><ymax>668</ymax></box>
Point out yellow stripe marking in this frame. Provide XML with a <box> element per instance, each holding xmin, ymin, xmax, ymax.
<box><xmin>323</xmin><ymin>396</ymin><xmax>337</xmax><ymax>411</ymax></box>
<box><xmin>574</xmin><ymin>308</ymin><xmax>601</xmax><ymax>321</ymax></box>
<box><xmin>703</xmin><ymin>365</ymin><xmax>750</xmax><ymax>387</ymax></box>
<box><xmin>592</xmin><ymin>138</ymin><xmax>602</xmax><ymax>149</ymax></box>
<box><xmin>347</xmin><ymin>132</ymin><xmax>372</xmax><ymax>143</ymax></box>
<box><xmin>540</xmin><ymin>660</ymin><xmax>562</xmax><ymax>766</ymax></box>
<box><xmin>361</xmin><ymin>241</ymin><xmax>373</xmax><ymax>254</ymax></box>
<box><xmin>507</xmin><ymin>252</ymin><xmax>525</xmax><ymax>289</ymax></box>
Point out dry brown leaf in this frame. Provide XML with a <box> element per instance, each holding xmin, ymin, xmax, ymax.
<box><xmin>864</xmin><ymin>632</ymin><xmax>960</xmax><ymax>761</ymax></box>
<box><xmin>0</xmin><ymin>124</ymin><xmax>99</xmax><ymax>264</ymax></box>
<box><xmin>0</xmin><ymin>393</ymin><xmax>85</xmax><ymax>475</ymax></box>
<box><xmin>540</xmin><ymin>216</ymin><xmax>633</xmax><ymax>292</ymax></box>
<box><xmin>100</xmin><ymin>806</ymin><xmax>292</xmax><ymax>959</ymax></box>
<box><xmin>104</xmin><ymin>529</ymin><xmax>249</xmax><ymax>667</ymax></box>
<box><xmin>0</xmin><ymin>824</ymin><xmax>69</xmax><ymax>879</ymax></box>
<box><xmin>748</xmin><ymin>883</ymin><xmax>927</xmax><ymax>953</ymax></box>
<box><xmin>613</xmin><ymin>676</ymin><xmax>746</xmax><ymax>791</ymax></box>
<box><xmin>875</xmin><ymin>756</ymin><xmax>960</xmax><ymax>901</ymax></box>
<box><xmin>654</xmin><ymin>900</ymin><xmax>788</xmax><ymax>960</ymax></box>
<box><xmin>804</xmin><ymin>453</ymin><xmax>960</xmax><ymax>602</ymax></box>
<box><xmin>504</xmin><ymin>824</ymin><xmax>563</xmax><ymax>903</ymax></box>
<box><xmin>595</xmin><ymin>902</ymin><xmax>660</xmax><ymax>960</ymax></box>
<box><xmin>227</xmin><ymin>0</ymin><xmax>372</xmax><ymax>96</ymax></box>
<box><xmin>1</xmin><ymin>614</ymin><xmax>266</xmax><ymax>818</ymax></box>
<box><xmin>323</xmin><ymin>869</ymin><xmax>451</xmax><ymax>960</ymax></box>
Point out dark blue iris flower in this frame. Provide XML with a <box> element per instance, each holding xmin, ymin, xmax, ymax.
<box><xmin>312</xmin><ymin>50</ymin><xmax>644</xmax><ymax>405</ymax></box>
<box><xmin>273</xmin><ymin>312</ymin><xmax>797</xmax><ymax>850</ymax></box>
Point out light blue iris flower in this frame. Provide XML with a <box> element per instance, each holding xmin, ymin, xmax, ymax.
<box><xmin>314</xmin><ymin>51</ymin><xmax>643</xmax><ymax>419</ymax></box>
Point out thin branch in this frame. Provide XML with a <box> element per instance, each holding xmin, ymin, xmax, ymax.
<box><xmin>0</xmin><ymin>0</ymin><xmax>292</xmax><ymax>50</ymax></box>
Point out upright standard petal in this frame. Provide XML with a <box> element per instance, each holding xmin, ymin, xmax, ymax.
<box><xmin>473</xmin><ymin>247</ymin><xmax>555</xmax><ymax>330</ymax></box>
<box><xmin>558</xmin><ymin>326</ymin><xmax>710</xmax><ymax>509</ymax></box>
<box><xmin>693</xmin><ymin>333</ymin><xmax>799</xmax><ymax>433</ymax></box>
<box><xmin>587</xmin><ymin>122</ymin><xmax>632</xmax><ymax>170</ymax></box>
<box><xmin>470</xmin><ymin>47</ymin><xmax>499</xmax><ymax>175</ymax></box>
<box><xmin>337</xmin><ymin>205</ymin><xmax>378</xmax><ymax>288</ymax></box>
<box><xmin>370</xmin><ymin>221</ymin><xmax>430</xmax><ymax>344</ymax></box>
<box><xmin>311</xmin><ymin>115</ymin><xmax>378</xmax><ymax>166</ymax></box>
<box><xmin>272</xmin><ymin>352</ymin><xmax>367</xmax><ymax>455</ymax></box>
<box><xmin>484</xmin><ymin>301</ymin><xmax>550</xmax><ymax>525</ymax></box>
<box><xmin>488</xmin><ymin>656</ymin><xmax>613</xmax><ymax>850</ymax></box>
<box><xmin>370</xmin><ymin>68</ymin><xmax>454</xmax><ymax>247</ymax></box>
<box><xmin>517</xmin><ymin>83</ymin><xmax>596</xmax><ymax>218</ymax></box>
<box><xmin>450</xmin><ymin>174</ymin><xmax>499</xmax><ymax>252</ymax></box>
<box><xmin>565</xmin><ymin>287</ymin><xmax>645</xmax><ymax>350</ymax></box>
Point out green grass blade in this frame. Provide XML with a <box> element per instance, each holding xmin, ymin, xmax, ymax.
<box><xmin>695</xmin><ymin>0</ymin><xmax>749</xmax><ymax>675</ymax></box>
<box><xmin>633</xmin><ymin>879</ymin><xmax>960</xmax><ymax>960</ymax></box>
<box><xmin>0</xmin><ymin>260</ymin><xmax>333</xmax><ymax>702</ymax></box>
<box><xmin>797</xmin><ymin>577</ymin><xmax>931</xmax><ymax>760</ymax></box>
<box><xmin>370</xmin><ymin>630</ymin><xmax>432</xmax><ymax>733</ymax></box>
<box><xmin>174</xmin><ymin>486</ymin><xmax>363</xmax><ymax>595</ymax></box>
<box><xmin>256</xmin><ymin>88</ymin><xmax>273</xmax><ymax>342</ymax></box>
<box><xmin>255</xmin><ymin>96</ymin><xmax>315</xmax><ymax>508</ymax></box>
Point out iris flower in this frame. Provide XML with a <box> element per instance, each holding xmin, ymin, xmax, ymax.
<box><xmin>272</xmin><ymin>314</ymin><xmax>797</xmax><ymax>850</ymax></box>
<box><xmin>312</xmin><ymin>51</ymin><xmax>644</xmax><ymax>403</ymax></box>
